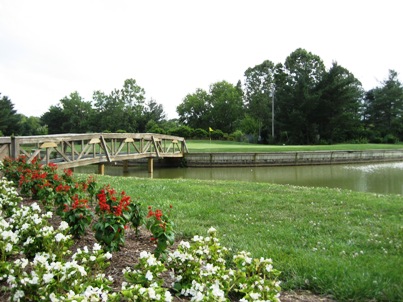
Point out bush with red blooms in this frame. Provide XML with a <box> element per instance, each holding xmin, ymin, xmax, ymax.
<box><xmin>1</xmin><ymin>156</ymin><xmax>173</xmax><ymax>256</ymax></box>
<box><xmin>63</xmin><ymin>194</ymin><xmax>94</xmax><ymax>238</ymax></box>
<box><xmin>93</xmin><ymin>185</ymin><xmax>132</xmax><ymax>251</ymax></box>
<box><xmin>2</xmin><ymin>155</ymin><xmax>97</xmax><ymax>237</ymax></box>
<box><xmin>146</xmin><ymin>205</ymin><xmax>175</xmax><ymax>261</ymax></box>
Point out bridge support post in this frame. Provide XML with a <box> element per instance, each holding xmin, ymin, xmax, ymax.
<box><xmin>148</xmin><ymin>158</ymin><xmax>153</xmax><ymax>174</ymax></box>
<box><xmin>123</xmin><ymin>160</ymin><xmax>129</xmax><ymax>173</ymax></box>
<box><xmin>98</xmin><ymin>163</ymin><xmax>105</xmax><ymax>175</ymax></box>
<box><xmin>10</xmin><ymin>137</ymin><xmax>20</xmax><ymax>160</ymax></box>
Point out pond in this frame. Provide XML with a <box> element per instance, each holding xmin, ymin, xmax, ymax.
<box><xmin>76</xmin><ymin>161</ymin><xmax>403</xmax><ymax>195</ymax></box>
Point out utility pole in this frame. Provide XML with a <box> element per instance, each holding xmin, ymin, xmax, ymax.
<box><xmin>271</xmin><ymin>85</ymin><xmax>275</xmax><ymax>139</ymax></box>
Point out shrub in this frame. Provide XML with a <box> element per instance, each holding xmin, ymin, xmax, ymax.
<box><xmin>193</xmin><ymin>128</ymin><xmax>208</xmax><ymax>139</ymax></box>
<box><xmin>169</xmin><ymin>126</ymin><xmax>193</xmax><ymax>138</ymax></box>
<box><xmin>211</xmin><ymin>129</ymin><xmax>225</xmax><ymax>140</ymax></box>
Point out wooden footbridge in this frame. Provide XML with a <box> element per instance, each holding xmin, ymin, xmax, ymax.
<box><xmin>0</xmin><ymin>133</ymin><xmax>188</xmax><ymax>174</ymax></box>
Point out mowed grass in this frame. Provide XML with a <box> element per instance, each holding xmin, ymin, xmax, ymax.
<box><xmin>186</xmin><ymin>140</ymin><xmax>403</xmax><ymax>152</ymax></box>
<box><xmin>87</xmin><ymin>175</ymin><xmax>403</xmax><ymax>301</ymax></box>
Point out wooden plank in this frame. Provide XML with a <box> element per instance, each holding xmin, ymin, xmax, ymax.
<box><xmin>40</xmin><ymin>142</ymin><xmax>58</xmax><ymax>148</ymax></box>
<box><xmin>89</xmin><ymin>138</ymin><xmax>100</xmax><ymax>144</ymax></box>
<box><xmin>0</xmin><ymin>144</ymin><xmax>8</xmax><ymax>154</ymax></box>
<box><xmin>100</xmin><ymin>135</ymin><xmax>112</xmax><ymax>162</ymax></box>
<box><xmin>152</xmin><ymin>136</ymin><xmax>161</xmax><ymax>158</ymax></box>
<box><xmin>28</xmin><ymin>149</ymin><xmax>41</xmax><ymax>162</ymax></box>
<box><xmin>143</xmin><ymin>140</ymin><xmax>152</xmax><ymax>153</ymax></box>
<box><xmin>54</xmin><ymin>147</ymin><xmax>71</xmax><ymax>162</ymax></box>
<box><xmin>115</xmin><ymin>139</ymin><xmax>128</xmax><ymax>155</ymax></box>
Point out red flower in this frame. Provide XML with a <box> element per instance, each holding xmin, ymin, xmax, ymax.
<box><xmin>147</xmin><ymin>209</ymin><xmax>154</xmax><ymax>218</ymax></box>
<box><xmin>155</xmin><ymin>209</ymin><xmax>163</xmax><ymax>221</ymax></box>
<box><xmin>65</xmin><ymin>169</ymin><xmax>73</xmax><ymax>176</ymax></box>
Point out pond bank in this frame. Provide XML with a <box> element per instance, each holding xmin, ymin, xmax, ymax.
<box><xmin>183</xmin><ymin>149</ymin><xmax>403</xmax><ymax>167</ymax></box>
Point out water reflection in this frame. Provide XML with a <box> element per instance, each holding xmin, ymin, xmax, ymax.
<box><xmin>76</xmin><ymin>161</ymin><xmax>403</xmax><ymax>195</ymax></box>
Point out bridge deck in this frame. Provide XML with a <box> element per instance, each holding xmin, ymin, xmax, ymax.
<box><xmin>0</xmin><ymin>133</ymin><xmax>188</xmax><ymax>169</ymax></box>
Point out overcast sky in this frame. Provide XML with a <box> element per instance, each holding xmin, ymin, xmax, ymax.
<box><xmin>1</xmin><ymin>0</ymin><xmax>402</xmax><ymax>120</ymax></box>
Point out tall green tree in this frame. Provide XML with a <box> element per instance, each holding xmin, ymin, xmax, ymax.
<box><xmin>41</xmin><ymin>105</ymin><xmax>66</xmax><ymax>134</ymax></box>
<box><xmin>92</xmin><ymin>79</ymin><xmax>147</xmax><ymax>132</ymax></box>
<box><xmin>243</xmin><ymin>60</ymin><xmax>276</xmax><ymax>141</ymax></box>
<box><xmin>177</xmin><ymin>81</ymin><xmax>243</xmax><ymax>134</ymax></box>
<box><xmin>41</xmin><ymin>92</ymin><xmax>94</xmax><ymax>134</ymax></box>
<box><xmin>314</xmin><ymin>62</ymin><xmax>364</xmax><ymax>143</ymax></box>
<box><xmin>363</xmin><ymin>70</ymin><xmax>403</xmax><ymax>141</ymax></box>
<box><xmin>140</xmin><ymin>99</ymin><xmax>166</xmax><ymax>132</ymax></box>
<box><xmin>59</xmin><ymin>92</ymin><xmax>94</xmax><ymax>133</ymax></box>
<box><xmin>209</xmin><ymin>81</ymin><xmax>243</xmax><ymax>134</ymax></box>
<box><xmin>275</xmin><ymin>48</ymin><xmax>326</xmax><ymax>144</ymax></box>
<box><xmin>176</xmin><ymin>88</ymin><xmax>211</xmax><ymax>130</ymax></box>
<box><xmin>0</xmin><ymin>94</ymin><xmax>22</xmax><ymax>136</ymax></box>
<box><xmin>19</xmin><ymin>116</ymin><xmax>48</xmax><ymax>136</ymax></box>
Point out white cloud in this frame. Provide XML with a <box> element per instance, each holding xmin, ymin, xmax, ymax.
<box><xmin>1</xmin><ymin>0</ymin><xmax>402</xmax><ymax>119</ymax></box>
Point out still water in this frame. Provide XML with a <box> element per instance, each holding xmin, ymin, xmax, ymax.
<box><xmin>76</xmin><ymin>161</ymin><xmax>403</xmax><ymax>195</ymax></box>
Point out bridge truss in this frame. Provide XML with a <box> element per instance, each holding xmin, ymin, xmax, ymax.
<box><xmin>0</xmin><ymin>133</ymin><xmax>188</xmax><ymax>170</ymax></box>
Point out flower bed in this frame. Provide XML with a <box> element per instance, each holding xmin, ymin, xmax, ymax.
<box><xmin>0</xmin><ymin>157</ymin><xmax>281</xmax><ymax>301</ymax></box>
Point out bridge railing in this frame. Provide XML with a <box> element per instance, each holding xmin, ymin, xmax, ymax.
<box><xmin>0</xmin><ymin>133</ymin><xmax>188</xmax><ymax>169</ymax></box>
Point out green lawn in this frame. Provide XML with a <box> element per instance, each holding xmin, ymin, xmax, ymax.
<box><xmin>185</xmin><ymin>140</ymin><xmax>403</xmax><ymax>152</ymax></box>
<box><xmin>89</xmin><ymin>175</ymin><xmax>403</xmax><ymax>301</ymax></box>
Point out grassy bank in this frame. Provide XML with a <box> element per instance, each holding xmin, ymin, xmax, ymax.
<box><xmin>86</xmin><ymin>175</ymin><xmax>403</xmax><ymax>301</ymax></box>
<box><xmin>186</xmin><ymin>140</ymin><xmax>403</xmax><ymax>152</ymax></box>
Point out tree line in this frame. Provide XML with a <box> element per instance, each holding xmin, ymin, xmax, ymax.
<box><xmin>1</xmin><ymin>48</ymin><xmax>402</xmax><ymax>145</ymax></box>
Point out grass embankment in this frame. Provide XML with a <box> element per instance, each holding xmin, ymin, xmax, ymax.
<box><xmin>85</xmin><ymin>175</ymin><xmax>402</xmax><ymax>301</ymax></box>
<box><xmin>185</xmin><ymin>140</ymin><xmax>403</xmax><ymax>152</ymax></box>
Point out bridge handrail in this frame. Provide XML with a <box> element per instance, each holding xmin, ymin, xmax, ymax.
<box><xmin>0</xmin><ymin>133</ymin><xmax>188</xmax><ymax>168</ymax></box>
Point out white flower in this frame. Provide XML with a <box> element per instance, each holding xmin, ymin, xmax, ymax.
<box><xmin>139</xmin><ymin>251</ymin><xmax>149</xmax><ymax>259</ymax></box>
<box><xmin>147</xmin><ymin>287</ymin><xmax>156</xmax><ymax>299</ymax></box>
<box><xmin>210</xmin><ymin>281</ymin><xmax>224</xmax><ymax>298</ymax></box>
<box><xmin>265</xmin><ymin>264</ymin><xmax>273</xmax><ymax>272</ymax></box>
<box><xmin>145</xmin><ymin>270</ymin><xmax>153</xmax><ymax>281</ymax></box>
<box><xmin>29</xmin><ymin>275</ymin><xmax>39</xmax><ymax>285</ymax></box>
<box><xmin>77</xmin><ymin>265</ymin><xmax>88</xmax><ymax>276</ymax></box>
<box><xmin>179</xmin><ymin>240</ymin><xmax>190</xmax><ymax>249</ymax></box>
<box><xmin>165</xmin><ymin>290</ymin><xmax>172</xmax><ymax>302</ymax></box>
<box><xmin>104</xmin><ymin>252</ymin><xmax>112</xmax><ymax>259</ymax></box>
<box><xmin>13</xmin><ymin>290</ymin><xmax>25</xmax><ymax>301</ymax></box>
<box><xmin>43</xmin><ymin>273</ymin><xmax>54</xmax><ymax>284</ymax></box>
<box><xmin>93</xmin><ymin>243</ymin><xmax>102</xmax><ymax>252</ymax></box>
<box><xmin>21</xmin><ymin>223</ymin><xmax>30</xmax><ymax>231</ymax></box>
<box><xmin>7</xmin><ymin>274</ymin><xmax>16</xmax><ymax>284</ymax></box>
<box><xmin>147</xmin><ymin>255</ymin><xmax>157</xmax><ymax>266</ymax></box>
<box><xmin>250</xmin><ymin>292</ymin><xmax>261</xmax><ymax>299</ymax></box>
<box><xmin>193</xmin><ymin>291</ymin><xmax>205</xmax><ymax>301</ymax></box>
<box><xmin>89</xmin><ymin>256</ymin><xmax>96</xmax><ymax>262</ymax></box>
<box><xmin>31</xmin><ymin>203</ymin><xmax>40</xmax><ymax>211</ymax></box>
<box><xmin>5</xmin><ymin>243</ymin><xmax>12</xmax><ymax>252</ymax></box>
<box><xmin>55</xmin><ymin>233</ymin><xmax>65</xmax><ymax>242</ymax></box>
<box><xmin>33</xmin><ymin>253</ymin><xmax>48</xmax><ymax>265</ymax></box>
<box><xmin>192</xmin><ymin>235</ymin><xmax>203</xmax><ymax>242</ymax></box>
<box><xmin>49</xmin><ymin>293</ymin><xmax>60</xmax><ymax>302</ymax></box>
<box><xmin>58</xmin><ymin>221</ymin><xmax>69</xmax><ymax>231</ymax></box>
<box><xmin>208</xmin><ymin>227</ymin><xmax>217</xmax><ymax>234</ymax></box>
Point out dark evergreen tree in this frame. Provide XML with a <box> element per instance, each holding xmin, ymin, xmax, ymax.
<box><xmin>0</xmin><ymin>94</ymin><xmax>22</xmax><ymax>136</ymax></box>
<box><xmin>363</xmin><ymin>70</ymin><xmax>403</xmax><ymax>142</ymax></box>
